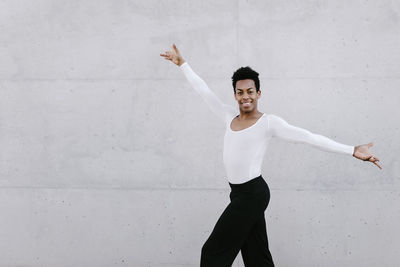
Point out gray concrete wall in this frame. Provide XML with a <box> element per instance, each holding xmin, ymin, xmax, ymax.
<box><xmin>0</xmin><ymin>0</ymin><xmax>399</xmax><ymax>266</ymax></box>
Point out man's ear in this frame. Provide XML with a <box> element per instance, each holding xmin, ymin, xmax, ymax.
<box><xmin>257</xmin><ymin>90</ymin><xmax>261</xmax><ymax>99</ymax></box>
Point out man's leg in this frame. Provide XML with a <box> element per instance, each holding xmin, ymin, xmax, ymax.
<box><xmin>200</xmin><ymin>200</ymin><xmax>257</xmax><ymax>267</ymax></box>
<box><xmin>241</xmin><ymin>214</ymin><xmax>274</xmax><ymax>267</ymax></box>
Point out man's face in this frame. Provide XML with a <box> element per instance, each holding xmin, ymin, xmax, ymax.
<box><xmin>234</xmin><ymin>79</ymin><xmax>261</xmax><ymax>113</ymax></box>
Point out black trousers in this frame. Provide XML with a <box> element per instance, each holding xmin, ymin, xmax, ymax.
<box><xmin>200</xmin><ymin>175</ymin><xmax>274</xmax><ymax>267</ymax></box>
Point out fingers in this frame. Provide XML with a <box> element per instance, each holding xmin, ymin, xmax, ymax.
<box><xmin>160</xmin><ymin>51</ymin><xmax>171</xmax><ymax>57</ymax></box>
<box><xmin>160</xmin><ymin>55</ymin><xmax>170</xmax><ymax>61</ymax></box>
<box><xmin>173</xmin><ymin>43</ymin><xmax>180</xmax><ymax>54</ymax></box>
<box><xmin>373</xmin><ymin>160</ymin><xmax>382</xmax><ymax>169</ymax></box>
<box><xmin>362</xmin><ymin>155</ymin><xmax>372</xmax><ymax>161</ymax></box>
<box><xmin>160</xmin><ymin>51</ymin><xmax>172</xmax><ymax>61</ymax></box>
<box><xmin>368</xmin><ymin>156</ymin><xmax>382</xmax><ymax>169</ymax></box>
<box><xmin>368</xmin><ymin>142</ymin><xmax>374</xmax><ymax>148</ymax></box>
<box><xmin>161</xmin><ymin>44</ymin><xmax>182</xmax><ymax>66</ymax></box>
<box><xmin>160</xmin><ymin>44</ymin><xmax>179</xmax><ymax>59</ymax></box>
<box><xmin>370</xmin><ymin>155</ymin><xmax>380</xmax><ymax>162</ymax></box>
<box><xmin>368</xmin><ymin>155</ymin><xmax>380</xmax><ymax>162</ymax></box>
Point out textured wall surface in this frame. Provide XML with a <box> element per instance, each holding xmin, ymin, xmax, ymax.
<box><xmin>1</xmin><ymin>0</ymin><xmax>399</xmax><ymax>266</ymax></box>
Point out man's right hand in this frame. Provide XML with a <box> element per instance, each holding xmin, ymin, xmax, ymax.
<box><xmin>160</xmin><ymin>44</ymin><xmax>185</xmax><ymax>66</ymax></box>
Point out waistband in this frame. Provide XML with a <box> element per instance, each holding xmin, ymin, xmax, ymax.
<box><xmin>229</xmin><ymin>175</ymin><xmax>266</xmax><ymax>191</ymax></box>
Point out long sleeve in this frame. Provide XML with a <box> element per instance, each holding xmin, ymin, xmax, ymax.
<box><xmin>268</xmin><ymin>114</ymin><xmax>354</xmax><ymax>155</ymax></box>
<box><xmin>180</xmin><ymin>62</ymin><xmax>235</xmax><ymax>123</ymax></box>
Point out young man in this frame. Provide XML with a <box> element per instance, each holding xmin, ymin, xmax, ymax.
<box><xmin>160</xmin><ymin>44</ymin><xmax>381</xmax><ymax>267</ymax></box>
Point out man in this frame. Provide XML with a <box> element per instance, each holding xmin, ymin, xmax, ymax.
<box><xmin>160</xmin><ymin>44</ymin><xmax>381</xmax><ymax>267</ymax></box>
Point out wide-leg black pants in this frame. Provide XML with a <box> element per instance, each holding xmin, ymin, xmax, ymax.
<box><xmin>200</xmin><ymin>175</ymin><xmax>274</xmax><ymax>267</ymax></box>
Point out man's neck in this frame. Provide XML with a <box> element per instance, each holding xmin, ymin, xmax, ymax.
<box><xmin>237</xmin><ymin>110</ymin><xmax>263</xmax><ymax>120</ymax></box>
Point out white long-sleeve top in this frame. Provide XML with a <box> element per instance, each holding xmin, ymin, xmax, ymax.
<box><xmin>180</xmin><ymin>62</ymin><xmax>354</xmax><ymax>184</ymax></box>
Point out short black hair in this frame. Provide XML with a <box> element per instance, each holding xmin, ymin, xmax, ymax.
<box><xmin>231</xmin><ymin>66</ymin><xmax>260</xmax><ymax>93</ymax></box>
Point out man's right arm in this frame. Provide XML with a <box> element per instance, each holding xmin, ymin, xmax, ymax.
<box><xmin>180</xmin><ymin>62</ymin><xmax>232</xmax><ymax>123</ymax></box>
<box><xmin>161</xmin><ymin>44</ymin><xmax>233</xmax><ymax>123</ymax></box>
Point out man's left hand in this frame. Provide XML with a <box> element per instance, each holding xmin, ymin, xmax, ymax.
<box><xmin>353</xmin><ymin>142</ymin><xmax>382</xmax><ymax>169</ymax></box>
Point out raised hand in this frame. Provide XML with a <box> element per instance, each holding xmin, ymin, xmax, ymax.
<box><xmin>353</xmin><ymin>142</ymin><xmax>382</xmax><ymax>169</ymax></box>
<box><xmin>160</xmin><ymin>44</ymin><xmax>185</xmax><ymax>66</ymax></box>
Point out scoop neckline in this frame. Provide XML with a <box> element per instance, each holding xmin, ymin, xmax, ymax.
<box><xmin>229</xmin><ymin>113</ymin><xmax>266</xmax><ymax>132</ymax></box>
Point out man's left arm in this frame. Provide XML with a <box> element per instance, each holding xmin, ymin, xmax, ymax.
<box><xmin>267</xmin><ymin>114</ymin><xmax>382</xmax><ymax>169</ymax></box>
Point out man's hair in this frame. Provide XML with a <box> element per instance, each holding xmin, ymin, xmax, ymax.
<box><xmin>231</xmin><ymin>66</ymin><xmax>260</xmax><ymax>93</ymax></box>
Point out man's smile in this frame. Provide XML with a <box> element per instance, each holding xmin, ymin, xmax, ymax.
<box><xmin>241</xmin><ymin>101</ymin><xmax>252</xmax><ymax>107</ymax></box>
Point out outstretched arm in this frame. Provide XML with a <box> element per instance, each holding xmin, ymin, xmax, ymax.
<box><xmin>268</xmin><ymin>114</ymin><xmax>382</xmax><ymax>169</ymax></box>
<box><xmin>160</xmin><ymin>44</ymin><xmax>233</xmax><ymax>123</ymax></box>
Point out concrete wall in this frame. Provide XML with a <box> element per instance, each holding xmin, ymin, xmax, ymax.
<box><xmin>1</xmin><ymin>0</ymin><xmax>399</xmax><ymax>266</ymax></box>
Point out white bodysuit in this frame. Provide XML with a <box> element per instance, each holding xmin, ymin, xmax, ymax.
<box><xmin>180</xmin><ymin>62</ymin><xmax>354</xmax><ymax>184</ymax></box>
